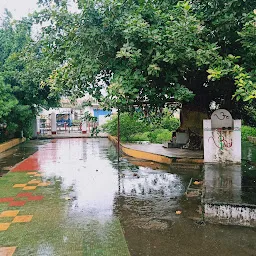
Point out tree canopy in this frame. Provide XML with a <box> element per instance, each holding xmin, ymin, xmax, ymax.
<box><xmin>0</xmin><ymin>9</ymin><xmax>59</xmax><ymax>139</ymax></box>
<box><xmin>30</xmin><ymin>0</ymin><xmax>256</xmax><ymax>113</ymax></box>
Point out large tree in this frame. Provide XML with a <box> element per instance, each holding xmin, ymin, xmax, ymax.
<box><xmin>27</xmin><ymin>0</ymin><xmax>256</xmax><ymax>131</ymax></box>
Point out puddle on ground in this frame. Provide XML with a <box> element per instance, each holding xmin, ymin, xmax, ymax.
<box><xmin>0</xmin><ymin>139</ymin><xmax>48</xmax><ymax>173</ymax></box>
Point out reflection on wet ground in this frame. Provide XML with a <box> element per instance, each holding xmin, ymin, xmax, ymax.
<box><xmin>0</xmin><ymin>138</ymin><xmax>255</xmax><ymax>255</ymax></box>
<box><xmin>204</xmin><ymin>163</ymin><xmax>256</xmax><ymax>205</ymax></box>
<box><xmin>0</xmin><ymin>140</ymin><xmax>48</xmax><ymax>176</ymax></box>
<box><xmin>203</xmin><ymin>163</ymin><xmax>256</xmax><ymax>227</ymax></box>
<box><xmin>242</xmin><ymin>141</ymin><xmax>256</xmax><ymax>163</ymax></box>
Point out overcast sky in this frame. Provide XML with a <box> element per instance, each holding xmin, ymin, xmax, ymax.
<box><xmin>0</xmin><ymin>0</ymin><xmax>39</xmax><ymax>20</ymax></box>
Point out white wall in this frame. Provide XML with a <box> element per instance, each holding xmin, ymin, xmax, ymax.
<box><xmin>98</xmin><ymin>115</ymin><xmax>111</xmax><ymax>126</ymax></box>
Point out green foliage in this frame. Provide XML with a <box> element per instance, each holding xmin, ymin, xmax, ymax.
<box><xmin>130</xmin><ymin>132</ymin><xmax>150</xmax><ymax>142</ymax></box>
<box><xmin>130</xmin><ymin>129</ymin><xmax>172</xmax><ymax>143</ymax></box>
<box><xmin>103</xmin><ymin>112</ymin><xmax>174</xmax><ymax>143</ymax></box>
<box><xmin>161</xmin><ymin>116</ymin><xmax>180</xmax><ymax>132</ymax></box>
<box><xmin>33</xmin><ymin>0</ymin><xmax>229</xmax><ymax>110</ymax></box>
<box><xmin>148</xmin><ymin>129</ymin><xmax>172</xmax><ymax>144</ymax></box>
<box><xmin>241</xmin><ymin>126</ymin><xmax>256</xmax><ymax>141</ymax></box>
<box><xmin>240</xmin><ymin>103</ymin><xmax>256</xmax><ymax>127</ymax></box>
<box><xmin>0</xmin><ymin>10</ymin><xmax>59</xmax><ymax>139</ymax></box>
<box><xmin>27</xmin><ymin>0</ymin><xmax>256</xmax><ymax>117</ymax></box>
<box><xmin>0</xmin><ymin>76</ymin><xmax>18</xmax><ymax>121</ymax></box>
<box><xmin>83</xmin><ymin>111</ymin><xmax>97</xmax><ymax>122</ymax></box>
<box><xmin>102</xmin><ymin>113</ymin><xmax>148</xmax><ymax>141</ymax></box>
<box><xmin>82</xmin><ymin>111</ymin><xmax>100</xmax><ymax>137</ymax></box>
<box><xmin>136</xmin><ymin>108</ymin><xmax>180</xmax><ymax>131</ymax></box>
<box><xmin>194</xmin><ymin>2</ymin><xmax>256</xmax><ymax>102</ymax></box>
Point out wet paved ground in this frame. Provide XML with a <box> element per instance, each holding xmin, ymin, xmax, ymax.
<box><xmin>37</xmin><ymin>132</ymin><xmax>108</xmax><ymax>139</ymax></box>
<box><xmin>0</xmin><ymin>139</ymin><xmax>255</xmax><ymax>256</ymax></box>
<box><xmin>123</xmin><ymin>142</ymin><xmax>203</xmax><ymax>159</ymax></box>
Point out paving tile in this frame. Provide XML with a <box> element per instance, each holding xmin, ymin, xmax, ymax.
<box><xmin>13</xmin><ymin>184</ymin><xmax>27</xmax><ymax>188</ymax></box>
<box><xmin>0</xmin><ymin>197</ymin><xmax>14</xmax><ymax>203</ymax></box>
<box><xmin>27</xmin><ymin>172</ymin><xmax>38</xmax><ymax>175</ymax></box>
<box><xmin>12</xmin><ymin>215</ymin><xmax>33</xmax><ymax>223</ymax></box>
<box><xmin>0</xmin><ymin>210</ymin><xmax>19</xmax><ymax>217</ymax></box>
<box><xmin>27</xmin><ymin>195</ymin><xmax>44</xmax><ymax>201</ymax></box>
<box><xmin>22</xmin><ymin>186</ymin><xmax>37</xmax><ymax>191</ymax></box>
<box><xmin>34</xmin><ymin>174</ymin><xmax>42</xmax><ymax>177</ymax></box>
<box><xmin>27</xmin><ymin>180</ymin><xmax>41</xmax><ymax>185</ymax></box>
<box><xmin>37</xmin><ymin>182</ymin><xmax>51</xmax><ymax>187</ymax></box>
<box><xmin>9</xmin><ymin>201</ymin><xmax>26</xmax><ymax>207</ymax></box>
<box><xmin>16</xmin><ymin>192</ymin><xmax>33</xmax><ymax>198</ymax></box>
<box><xmin>0</xmin><ymin>223</ymin><xmax>10</xmax><ymax>231</ymax></box>
<box><xmin>0</xmin><ymin>246</ymin><xmax>16</xmax><ymax>256</ymax></box>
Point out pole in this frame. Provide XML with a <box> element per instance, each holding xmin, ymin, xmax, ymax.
<box><xmin>117</xmin><ymin>109</ymin><xmax>120</xmax><ymax>162</ymax></box>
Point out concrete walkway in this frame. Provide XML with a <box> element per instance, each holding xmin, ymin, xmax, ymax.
<box><xmin>124</xmin><ymin>143</ymin><xmax>204</xmax><ymax>159</ymax></box>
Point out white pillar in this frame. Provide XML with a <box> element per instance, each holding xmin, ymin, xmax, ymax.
<box><xmin>203</xmin><ymin>120</ymin><xmax>213</xmax><ymax>162</ymax></box>
<box><xmin>51</xmin><ymin>112</ymin><xmax>57</xmax><ymax>134</ymax></box>
<box><xmin>203</xmin><ymin>119</ymin><xmax>241</xmax><ymax>163</ymax></box>
<box><xmin>233</xmin><ymin>120</ymin><xmax>242</xmax><ymax>162</ymax></box>
<box><xmin>82</xmin><ymin>122</ymin><xmax>87</xmax><ymax>134</ymax></box>
<box><xmin>71</xmin><ymin>109</ymin><xmax>75</xmax><ymax>121</ymax></box>
<box><xmin>36</xmin><ymin>117</ymin><xmax>40</xmax><ymax>135</ymax></box>
<box><xmin>32</xmin><ymin>117</ymin><xmax>40</xmax><ymax>138</ymax></box>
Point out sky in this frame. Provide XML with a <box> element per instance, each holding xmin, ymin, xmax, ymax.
<box><xmin>0</xmin><ymin>0</ymin><xmax>39</xmax><ymax>20</ymax></box>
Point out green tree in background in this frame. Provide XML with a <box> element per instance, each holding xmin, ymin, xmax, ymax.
<box><xmin>0</xmin><ymin>9</ymin><xmax>59</xmax><ymax>139</ymax></box>
<box><xmin>0</xmin><ymin>76</ymin><xmax>18</xmax><ymax>122</ymax></box>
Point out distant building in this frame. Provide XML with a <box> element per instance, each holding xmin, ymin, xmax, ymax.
<box><xmin>37</xmin><ymin>96</ymin><xmax>112</xmax><ymax>135</ymax></box>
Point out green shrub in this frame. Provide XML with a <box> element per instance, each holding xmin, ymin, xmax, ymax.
<box><xmin>130</xmin><ymin>130</ymin><xmax>172</xmax><ymax>143</ymax></box>
<box><xmin>103</xmin><ymin>111</ymin><xmax>175</xmax><ymax>143</ymax></box>
<box><xmin>130</xmin><ymin>132</ymin><xmax>150</xmax><ymax>141</ymax></box>
<box><xmin>241</xmin><ymin>125</ymin><xmax>256</xmax><ymax>141</ymax></box>
<box><xmin>155</xmin><ymin>130</ymin><xmax>172</xmax><ymax>143</ymax></box>
<box><xmin>161</xmin><ymin>116</ymin><xmax>180</xmax><ymax>131</ymax></box>
<box><xmin>102</xmin><ymin>112</ymin><xmax>148</xmax><ymax>141</ymax></box>
<box><xmin>148</xmin><ymin>129</ymin><xmax>172</xmax><ymax>143</ymax></box>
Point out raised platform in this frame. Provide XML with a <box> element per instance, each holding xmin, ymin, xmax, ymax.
<box><xmin>108</xmin><ymin>136</ymin><xmax>204</xmax><ymax>165</ymax></box>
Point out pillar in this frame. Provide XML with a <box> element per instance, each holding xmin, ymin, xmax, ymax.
<box><xmin>51</xmin><ymin>112</ymin><xmax>57</xmax><ymax>134</ymax></box>
<box><xmin>36</xmin><ymin>117</ymin><xmax>40</xmax><ymax>135</ymax></box>
<box><xmin>82</xmin><ymin>122</ymin><xmax>87</xmax><ymax>134</ymax></box>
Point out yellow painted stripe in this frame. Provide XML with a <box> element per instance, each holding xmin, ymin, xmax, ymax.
<box><xmin>108</xmin><ymin>135</ymin><xmax>172</xmax><ymax>164</ymax></box>
<box><xmin>0</xmin><ymin>138</ymin><xmax>26</xmax><ymax>153</ymax></box>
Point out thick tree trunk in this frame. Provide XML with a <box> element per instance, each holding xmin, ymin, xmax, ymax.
<box><xmin>179</xmin><ymin>98</ymin><xmax>209</xmax><ymax>150</ymax></box>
